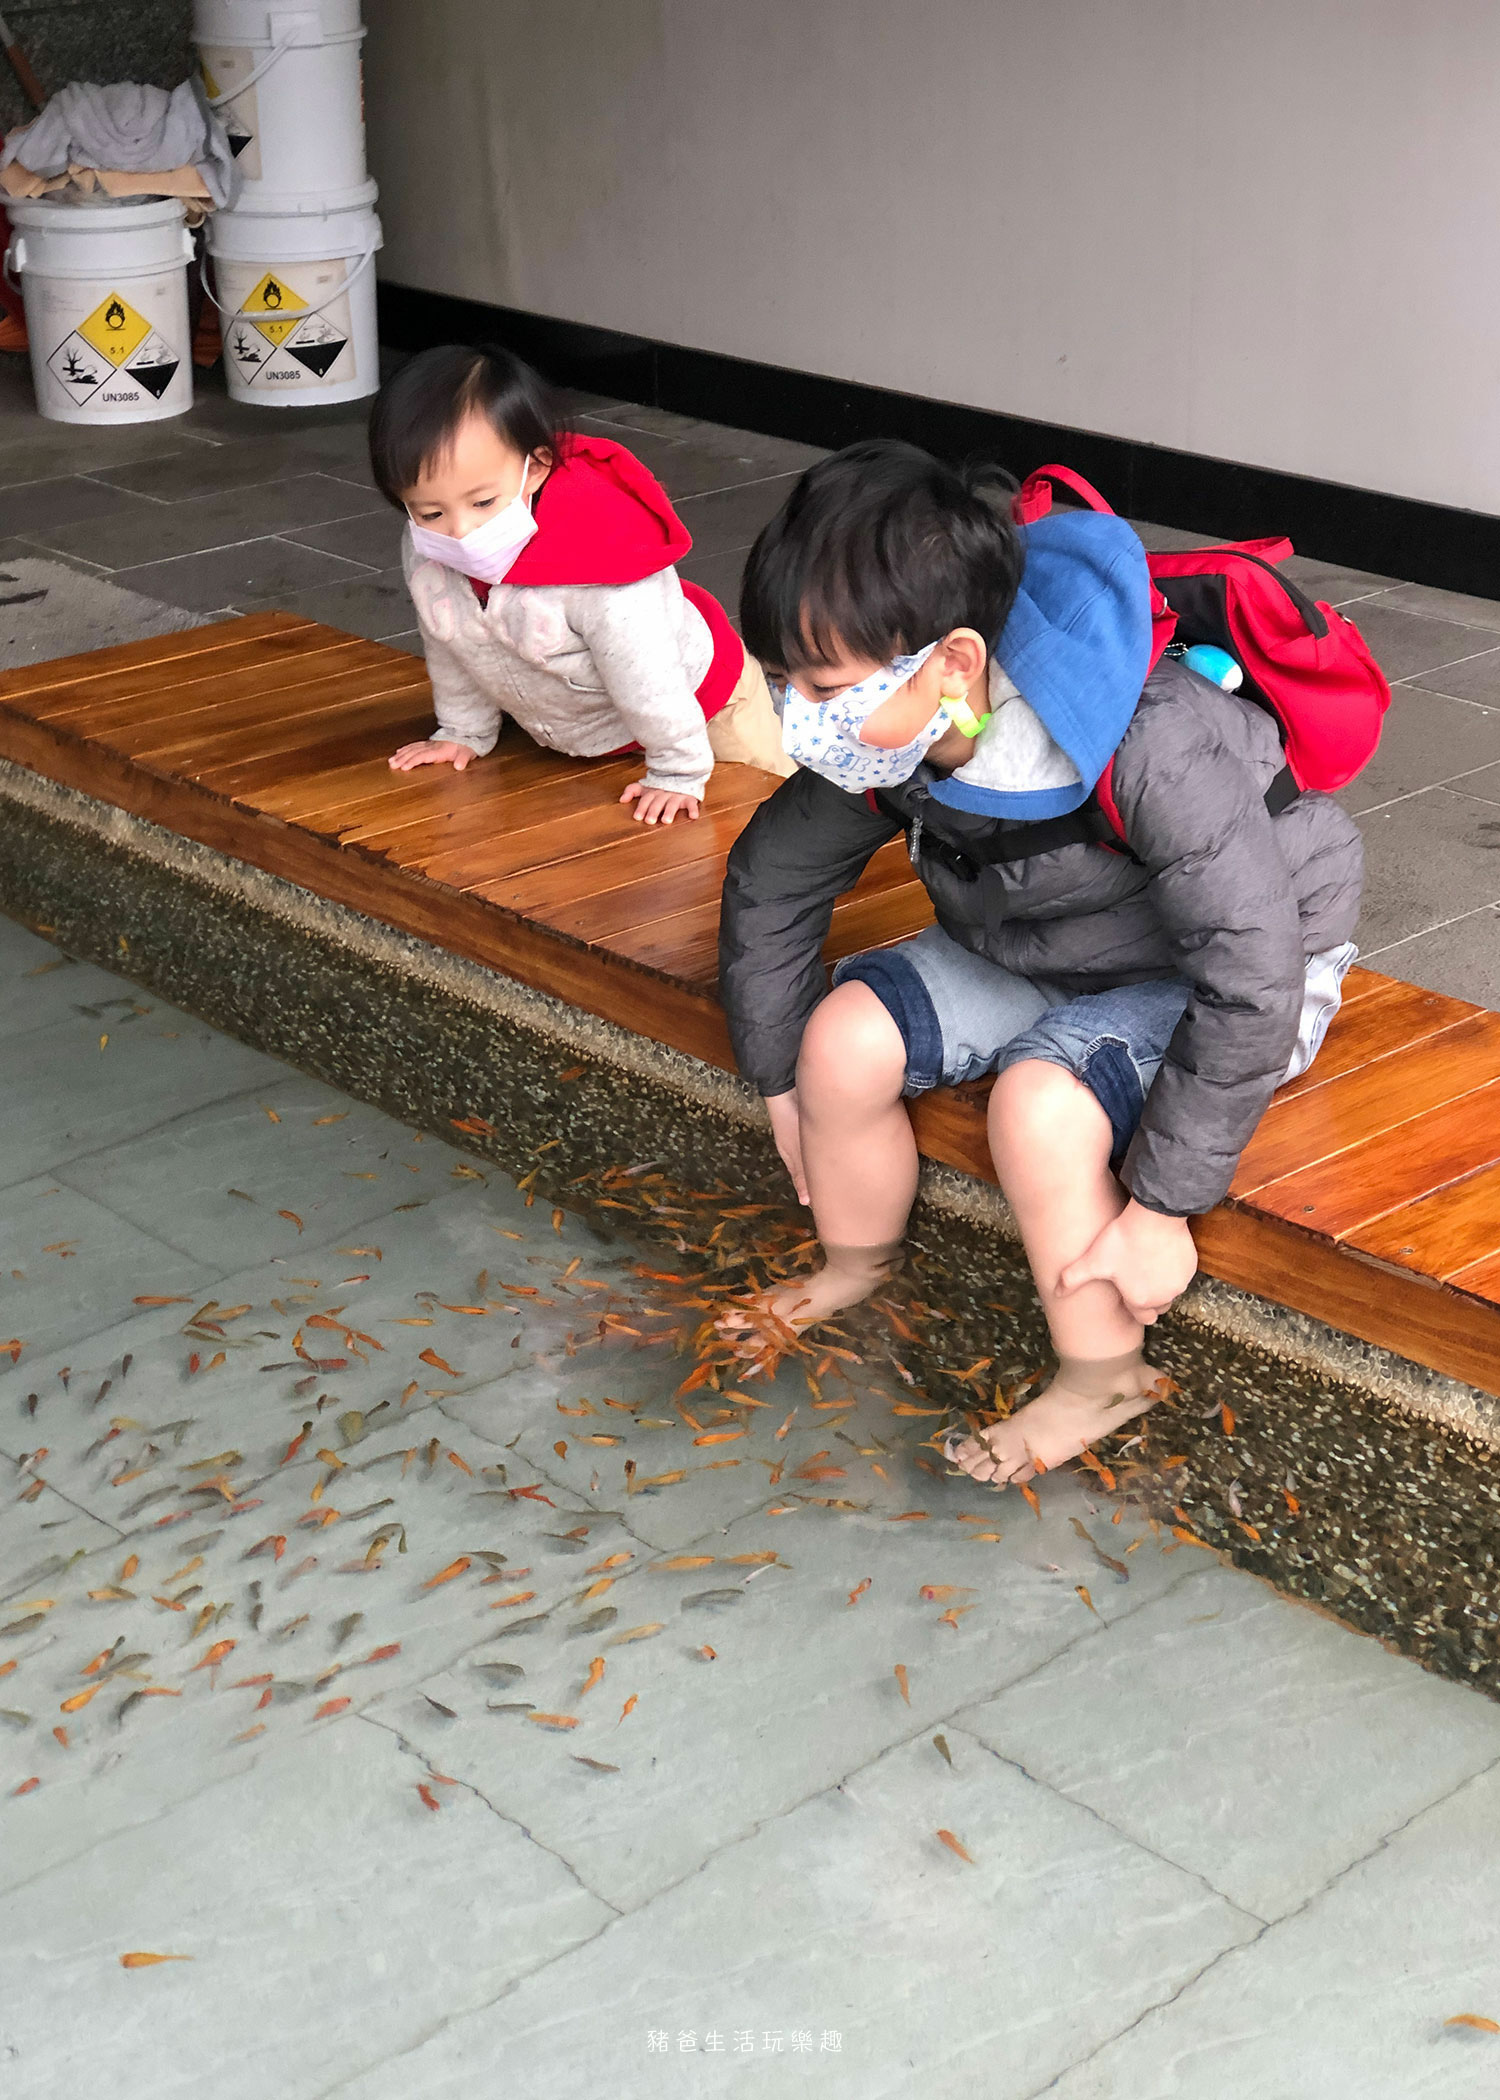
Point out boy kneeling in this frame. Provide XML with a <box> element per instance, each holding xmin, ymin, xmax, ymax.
<box><xmin>719</xmin><ymin>443</ymin><xmax>1361</xmax><ymax>1488</ymax></box>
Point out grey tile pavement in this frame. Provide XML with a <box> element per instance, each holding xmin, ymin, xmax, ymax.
<box><xmin>110</xmin><ymin>535</ymin><xmax>378</xmax><ymax>615</ymax></box>
<box><xmin>3</xmin><ymin>907</ymin><xmax>1500</xmax><ymax>2094</ymax></box>
<box><xmin>30</xmin><ymin>473</ymin><xmax>388</xmax><ymax>570</ymax></box>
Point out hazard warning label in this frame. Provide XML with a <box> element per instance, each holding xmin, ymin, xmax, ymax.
<box><xmin>198</xmin><ymin>47</ymin><xmax>261</xmax><ymax>180</ymax></box>
<box><xmin>76</xmin><ymin>290</ymin><xmax>151</xmax><ymax>368</ymax></box>
<box><xmin>227</xmin><ymin>270</ymin><xmax>353</xmax><ymax>388</ymax></box>
<box><xmin>45</xmin><ymin>315</ymin><xmax>182</xmax><ymax>411</ymax></box>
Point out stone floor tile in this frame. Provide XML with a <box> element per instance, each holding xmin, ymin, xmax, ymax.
<box><xmin>1447</xmin><ymin>763</ymin><xmax>1500</xmax><ymax>806</ymax></box>
<box><xmin>0</xmin><ymin>473</ymin><xmax>156</xmax><ymax>540</ymax></box>
<box><xmin>1345</xmin><ymin>602</ymin><xmax>1500</xmax><ymax>683</ymax></box>
<box><xmin>1369</xmin><ymin>581</ymin><xmax>1500</xmax><ymax>634</ymax></box>
<box><xmin>376</xmin><ymin>1468</ymin><xmax>1200</xmax><ymax>1910</ymax></box>
<box><xmin>0</xmin><ymin>1720</ymin><xmax>613</xmax><ymax>2100</ymax></box>
<box><xmin>110</xmin><ymin>536</ymin><xmax>375</xmax><ymax>614</ymax></box>
<box><xmin>1337</xmin><ymin>684</ymin><xmax>1500</xmax><ymax>812</ymax></box>
<box><xmin>55</xmin><ymin>1075</ymin><xmax>475</xmax><ymax>1272</ymax></box>
<box><xmin>1</xmin><ymin>552</ymin><xmax>203</xmax><ymax>672</ymax></box>
<box><xmin>591</xmin><ymin>403</ymin><xmax>827</xmax><ymax>478</ymax></box>
<box><xmin>961</xmin><ymin>1564</ymin><xmax>1500</xmax><ymax>1921</ymax></box>
<box><xmin>329</xmin><ymin>1729</ymin><xmax>1256</xmax><ymax>2100</ymax></box>
<box><xmin>382</xmin><ymin>628</ymin><xmax>424</xmax><ymax>657</ymax></box>
<box><xmin>0</xmin><ymin>923</ymin><xmax>154</xmax><ymax>1041</ymax></box>
<box><xmin>1353</xmin><ymin>787</ymin><xmax>1500</xmax><ymax>951</ymax></box>
<box><xmin>90</xmin><ymin>434</ymin><xmax>360</xmax><ymax>504</ymax></box>
<box><xmin>1361</xmin><ymin>901</ymin><xmax>1500</xmax><ymax>1010</ymax></box>
<box><xmin>1129</xmin><ymin>518</ymin><xmax>1216</xmax><ymax>552</ymax></box>
<box><xmin>677</xmin><ymin>544</ymin><xmax>748</xmax><ymax>623</ymax></box>
<box><xmin>672</xmin><ymin>472</ymin><xmax>804</xmax><ymax>558</ymax></box>
<box><xmin>0</xmin><ymin>1177</ymin><xmax>214</xmax><ymax>1370</ymax></box>
<box><xmin>235</xmin><ymin>564</ymin><xmax>418</xmax><ymax>642</ymax></box>
<box><xmin>1044</xmin><ymin>1760</ymin><xmax>1500</xmax><ymax>2100</ymax></box>
<box><xmin>1277</xmin><ymin>554</ymin><xmax>1402</xmax><ymax>602</ymax></box>
<box><xmin>1</xmin><ymin>1476</ymin><xmax>121</xmax><ymax>1602</ymax></box>
<box><xmin>0</xmin><ymin>1390</ymin><xmax>624</xmax><ymax>1892</ymax></box>
<box><xmin>31</xmin><ymin>473</ymin><xmax>387</xmax><ymax>571</ymax></box>
<box><xmin>1406</xmin><ymin>646</ymin><xmax>1500</xmax><ymax>708</ymax></box>
<box><xmin>0</xmin><ymin>997</ymin><xmax>283</xmax><ymax>1191</ymax></box>
<box><xmin>576</xmin><ymin>417</ymin><xmax>800</xmax><ymax>504</ymax></box>
<box><xmin>0</xmin><ymin>424</ymin><xmax>214</xmax><ymax>491</ymax></box>
<box><xmin>283</xmin><ymin>506</ymin><xmax>407</xmax><ymax>571</ymax></box>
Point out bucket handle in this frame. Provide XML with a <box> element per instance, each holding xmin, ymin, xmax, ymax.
<box><xmin>200</xmin><ymin>241</ymin><xmax>378</xmax><ymax>326</ymax></box>
<box><xmin>2</xmin><ymin>238</ymin><xmax>23</xmax><ymax>290</ymax></box>
<box><xmin>199</xmin><ymin>33</ymin><xmax>298</xmax><ymax>107</ymax></box>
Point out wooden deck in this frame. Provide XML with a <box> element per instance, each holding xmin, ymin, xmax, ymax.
<box><xmin>4</xmin><ymin>610</ymin><xmax>1500</xmax><ymax>1396</ymax></box>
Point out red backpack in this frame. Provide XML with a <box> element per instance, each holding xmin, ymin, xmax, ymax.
<box><xmin>1012</xmin><ymin>465</ymin><xmax>1390</xmax><ymax>845</ymax></box>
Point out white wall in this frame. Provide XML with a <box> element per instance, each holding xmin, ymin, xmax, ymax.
<box><xmin>363</xmin><ymin>0</ymin><xmax>1500</xmax><ymax>515</ymax></box>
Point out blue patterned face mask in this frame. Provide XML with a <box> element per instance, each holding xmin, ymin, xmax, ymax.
<box><xmin>777</xmin><ymin>641</ymin><xmax>945</xmax><ymax>790</ymax></box>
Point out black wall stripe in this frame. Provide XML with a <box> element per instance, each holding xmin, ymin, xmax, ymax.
<box><xmin>378</xmin><ymin>282</ymin><xmax>1500</xmax><ymax>603</ymax></box>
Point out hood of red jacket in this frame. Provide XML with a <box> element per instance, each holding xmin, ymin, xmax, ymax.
<box><xmin>503</xmin><ymin>434</ymin><xmax>691</xmax><ymax>586</ymax></box>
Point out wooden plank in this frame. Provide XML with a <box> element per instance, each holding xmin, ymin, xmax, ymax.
<box><xmin>1348</xmin><ymin>1161</ymin><xmax>1500</xmax><ymax>1280</ymax></box>
<box><xmin>1272</xmin><ymin>978</ymin><xmax>1480</xmax><ymax>1103</ymax></box>
<box><xmin>1248</xmin><ymin>1080</ymin><xmax>1500</xmax><ymax>1238</ymax></box>
<box><xmin>401</xmin><ymin>763</ymin><xmax>646</xmax><ymax>884</ymax></box>
<box><xmin>0</xmin><ymin>611</ymin><xmax>311</xmax><ymax>707</ymax></box>
<box><xmin>353</xmin><ymin>756</ymin><xmax>639</xmax><ymax>873</ymax></box>
<box><xmin>611</xmin><ymin>849</ymin><xmax>932</xmax><ymax>988</ymax></box>
<box><xmin>1190</xmin><ymin>1203</ymin><xmax>1500</xmax><ymax>1396</ymax></box>
<box><xmin>120</xmin><ymin>657</ymin><xmax>430</xmax><ymax>765</ymax></box>
<box><xmin>544</xmin><ymin>832</ymin><xmax>915</xmax><ymax>948</ymax></box>
<box><xmin>22</xmin><ymin>630</ymin><xmax>364</xmax><ymax>731</ymax></box>
<box><xmin>279</xmin><ymin>740</ymin><xmax>565</xmax><ymax>837</ymax></box>
<box><xmin>1232</xmin><ymin>1014</ymin><xmax>1500</xmax><ymax>1195</ymax></box>
<box><xmin>190</xmin><ymin>706</ymin><xmax>438</xmax><ymax>801</ymax></box>
<box><xmin>463</xmin><ymin>775</ymin><xmax>773</xmax><ymax>899</ymax></box>
<box><xmin>1446</xmin><ymin>1247</ymin><xmax>1500</xmax><ymax>1307</ymax></box>
<box><xmin>495</xmin><ymin>799</ymin><xmax>770</xmax><ymax>918</ymax></box>
<box><xmin>1339</xmin><ymin>966</ymin><xmax>1387</xmax><ymax>1007</ymax></box>
<box><xmin>908</xmin><ymin>1084</ymin><xmax>996</xmax><ymax>1183</ymax></box>
<box><xmin>0</xmin><ymin>703</ymin><xmax>736</xmax><ymax>1069</ymax></box>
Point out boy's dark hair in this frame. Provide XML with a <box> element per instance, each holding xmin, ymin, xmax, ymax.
<box><xmin>740</xmin><ymin>439</ymin><xmax>1024</xmax><ymax>672</ymax></box>
<box><xmin>367</xmin><ymin>343</ymin><xmax>571</xmax><ymax>509</ymax></box>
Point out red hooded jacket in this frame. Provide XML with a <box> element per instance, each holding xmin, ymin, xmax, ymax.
<box><xmin>469</xmin><ymin>433</ymin><xmax>743</xmax><ymax>720</ymax></box>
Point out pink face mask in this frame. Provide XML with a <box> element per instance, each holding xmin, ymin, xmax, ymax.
<box><xmin>406</xmin><ymin>453</ymin><xmax>538</xmax><ymax>585</ymax></box>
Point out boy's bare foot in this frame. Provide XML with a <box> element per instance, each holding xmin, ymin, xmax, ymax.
<box><xmin>944</xmin><ymin>1353</ymin><xmax>1168</xmax><ymax>1489</ymax></box>
<box><xmin>717</xmin><ymin>1242</ymin><xmax>904</xmax><ymax>1343</ymax></box>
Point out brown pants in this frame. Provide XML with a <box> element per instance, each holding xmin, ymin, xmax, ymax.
<box><xmin>705</xmin><ymin>653</ymin><xmax>795</xmax><ymax>778</ymax></box>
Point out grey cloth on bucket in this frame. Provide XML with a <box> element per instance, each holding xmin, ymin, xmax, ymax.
<box><xmin>0</xmin><ymin>81</ymin><xmax>238</xmax><ymax>208</ymax></box>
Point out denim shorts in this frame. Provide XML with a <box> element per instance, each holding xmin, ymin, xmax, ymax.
<box><xmin>833</xmin><ymin>925</ymin><xmax>1193</xmax><ymax>1165</ymax></box>
<box><xmin>832</xmin><ymin>924</ymin><xmax>1357</xmax><ymax>1167</ymax></box>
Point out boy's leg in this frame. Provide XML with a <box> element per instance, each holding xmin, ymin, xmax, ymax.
<box><xmin>946</xmin><ymin>979</ymin><xmax>1194</xmax><ymax>1486</ymax></box>
<box><xmin>724</xmin><ymin>929</ymin><xmax>1054</xmax><ymax>1335</ymax></box>
<box><xmin>724</xmin><ymin>980</ymin><xmax>916</xmax><ymax>1332</ymax></box>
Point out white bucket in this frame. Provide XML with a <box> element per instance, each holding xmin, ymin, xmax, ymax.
<box><xmin>206</xmin><ymin>189</ymin><xmax>382</xmax><ymax>406</ymax></box>
<box><xmin>192</xmin><ymin>0</ymin><xmax>369</xmax><ymax>212</ymax></box>
<box><xmin>4</xmin><ymin>195</ymin><xmax>194</xmax><ymax>425</ymax></box>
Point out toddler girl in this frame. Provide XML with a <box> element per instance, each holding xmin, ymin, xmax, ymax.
<box><xmin>368</xmin><ymin>344</ymin><xmax>791</xmax><ymax>822</ymax></box>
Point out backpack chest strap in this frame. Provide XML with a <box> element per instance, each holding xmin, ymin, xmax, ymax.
<box><xmin>886</xmin><ymin>763</ymin><xmax>1299</xmax><ymax>879</ymax></box>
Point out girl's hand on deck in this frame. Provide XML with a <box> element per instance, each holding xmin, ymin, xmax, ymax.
<box><xmin>389</xmin><ymin>739</ymin><xmax>474</xmax><ymax>772</ymax></box>
<box><xmin>621</xmin><ymin>781</ymin><xmax>700</xmax><ymax>825</ymax></box>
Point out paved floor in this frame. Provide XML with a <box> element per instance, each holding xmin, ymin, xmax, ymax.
<box><xmin>5</xmin><ymin>910</ymin><xmax>1500</xmax><ymax>2097</ymax></box>
<box><xmin>6</xmin><ymin>355</ymin><xmax>1500</xmax><ymax>1005</ymax></box>
<box><xmin>7</xmin><ymin>355</ymin><xmax>1500</xmax><ymax>2093</ymax></box>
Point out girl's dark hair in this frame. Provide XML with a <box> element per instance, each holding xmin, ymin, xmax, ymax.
<box><xmin>367</xmin><ymin>343</ymin><xmax>571</xmax><ymax>508</ymax></box>
<box><xmin>740</xmin><ymin>439</ymin><xmax>1024</xmax><ymax>672</ymax></box>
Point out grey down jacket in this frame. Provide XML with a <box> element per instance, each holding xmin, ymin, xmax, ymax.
<box><xmin>718</xmin><ymin>654</ymin><xmax>1364</xmax><ymax>1218</ymax></box>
